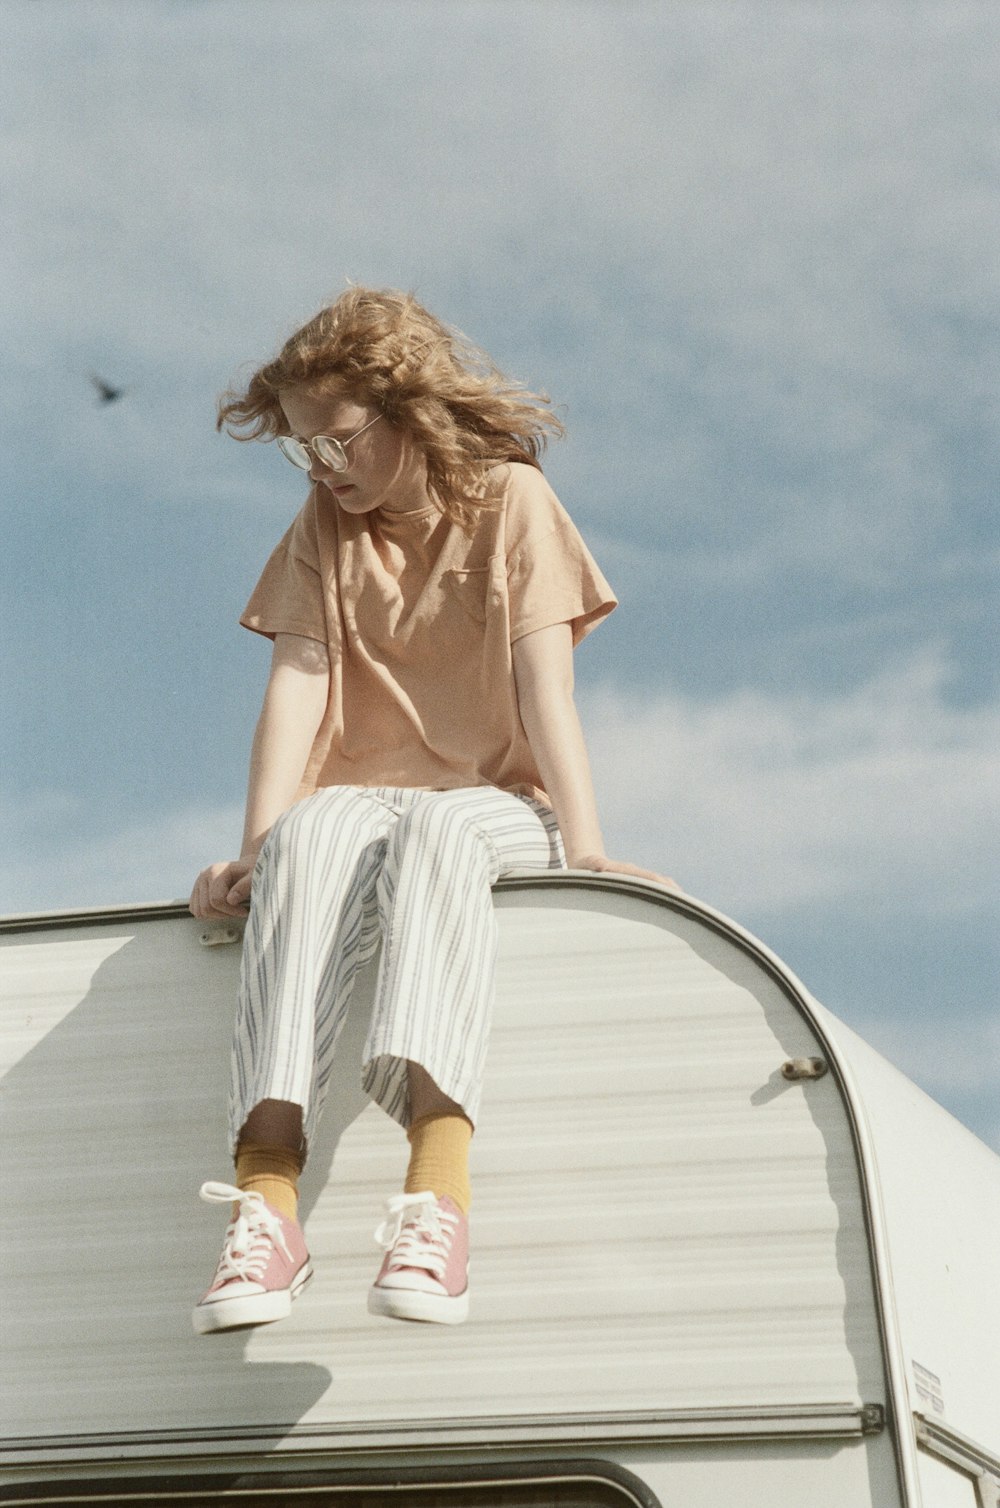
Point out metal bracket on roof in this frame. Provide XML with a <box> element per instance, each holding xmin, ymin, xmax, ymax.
<box><xmin>781</xmin><ymin>1056</ymin><xmax>829</xmax><ymax>1081</ymax></box>
<box><xmin>199</xmin><ymin>923</ymin><xmax>243</xmax><ymax>947</ymax></box>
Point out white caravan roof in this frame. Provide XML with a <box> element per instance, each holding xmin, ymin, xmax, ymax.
<box><xmin>1</xmin><ymin>876</ymin><xmax>997</xmax><ymax>1507</ymax></box>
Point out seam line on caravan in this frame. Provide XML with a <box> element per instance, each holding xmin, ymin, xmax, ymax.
<box><xmin>0</xmin><ymin>1403</ymin><xmax>885</xmax><ymax>1467</ymax></box>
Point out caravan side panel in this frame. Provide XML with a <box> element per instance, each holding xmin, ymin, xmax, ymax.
<box><xmin>1</xmin><ymin>886</ymin><xmax>905</xmax><ymax>1506</ymax></box>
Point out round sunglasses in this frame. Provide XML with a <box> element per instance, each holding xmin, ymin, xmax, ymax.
<box><xmin>276</xmin><ymin>414</ymin><xmax>382</xmax><ymax>473</ymax></box>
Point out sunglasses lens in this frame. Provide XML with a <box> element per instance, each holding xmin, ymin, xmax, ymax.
<box><xmin>312</xmin><ymin>435</ymin><xmax>348</xmax><ymax>471</ymax></box>
<box><xmin>277</xmin><ymin>436</ymin><xmax>311</xmax><ymax>470</ymax></box>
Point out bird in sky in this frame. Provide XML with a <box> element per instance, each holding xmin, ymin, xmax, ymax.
<box><xmin>89</xmin><ymin>373</ymin><xmax>125</xmax><ymax>404</ymax></box>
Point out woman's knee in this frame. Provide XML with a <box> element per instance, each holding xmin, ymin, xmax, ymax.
<box><xmin>387</xmin><ymin>794</ymin><xmax>493</xmax><ymax>873</ymax></box>
<box><xmin>264</xmin><ymin>788</ymin><xmax>361</xmax><ymax>862</ymax></box>
<box><xmin>398</xmin><ymin>793</ymin><xmax>479</xmax><ymax>845</ymax></box>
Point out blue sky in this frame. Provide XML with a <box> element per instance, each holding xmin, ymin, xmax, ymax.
<box><xmin>3</xmin><ymin>0</ymin><xmax>997</xmax><ymax>1149</ymax></box>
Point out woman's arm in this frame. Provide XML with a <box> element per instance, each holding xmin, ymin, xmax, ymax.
<box><xmin>189</xmin><ymin>632</ymin><xmax>330</xmax><ymax>919</ymax></box>
<box><xmin>512</xmin><ymin>623</ymin><xmax>679</xmax><ymax>888</ymax></box>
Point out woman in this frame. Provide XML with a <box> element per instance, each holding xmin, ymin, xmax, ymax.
<box><xmin>189</xmin><ymin>286</ymin><xmax>673</xmax><ymax>1333</ymax></box>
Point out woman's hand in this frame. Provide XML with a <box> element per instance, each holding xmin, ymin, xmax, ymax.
<box><xmin>571</xmin><ymin>853</ymin><xmax>683</xmax><ymax>892</ymax></box>
<box><xmin>189</xmin><ymin>856</ymin><xmax>256</xmax><ymax>920</ymax></box>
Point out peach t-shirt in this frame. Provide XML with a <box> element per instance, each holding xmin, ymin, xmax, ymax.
<box><xmin>240</xmin><ymin>462</ymin><xmax>617</xmax><ymax>803</ymax></box>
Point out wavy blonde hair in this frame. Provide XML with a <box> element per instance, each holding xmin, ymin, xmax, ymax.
<box><xmin>217</xmin><ymin>286</ymin><xmax>565</xmax><ymax>528</ymax></box>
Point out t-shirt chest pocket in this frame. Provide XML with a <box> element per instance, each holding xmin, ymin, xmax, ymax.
<box><xmin>442</xmin><ymin>558</ymin><xmax>504</xmax><ymax>625</ymax></box>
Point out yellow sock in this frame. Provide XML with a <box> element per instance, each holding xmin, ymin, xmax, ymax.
<box><xmin>404</xmin><ymin>1112</ymin><xmax>473</xmax><ymax>1215</ymax></box>
<box><xmin>234</xmin><ymin>1142</ymin><xmax>301</xmax><ymax>1223</ymax></box>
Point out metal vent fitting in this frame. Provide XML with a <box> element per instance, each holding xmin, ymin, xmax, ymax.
<box><xmin>781</xmin><ymin>1056</ymin><xmax>828</xmax><ymax>1081</ymax></box>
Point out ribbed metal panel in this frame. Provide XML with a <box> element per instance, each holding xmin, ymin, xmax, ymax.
<box><xmin>1</xmin><ymin>883</ymin><xmax>887</xmax><ymax>1452</ymax></box>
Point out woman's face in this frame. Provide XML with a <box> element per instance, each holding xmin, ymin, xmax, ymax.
<box><xmin>278</xmin><ymin>387</ymin><xmax>430</xmax><ymax>515</ymax></box>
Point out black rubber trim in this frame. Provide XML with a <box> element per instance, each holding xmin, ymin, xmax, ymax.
<box><xmin>0</xmin><ymin>1457</ymin><xmax>662</xmax><ymax>1507</ymax></box>
<box><xmin>0</xmin><ymin>902</ymin><xmax>193</xmax><ymax>935</ymax></box>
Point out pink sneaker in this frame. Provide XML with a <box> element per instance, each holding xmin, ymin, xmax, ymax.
<box><xmin>368</xmin><ymin>1191</ymin><xmax>469</xmax><ymax>1325</ymax></box>
<box><xmin>192</xmin><ymin>1181</ymin><xmax>312</xmax><ymax>1335</ymax></box>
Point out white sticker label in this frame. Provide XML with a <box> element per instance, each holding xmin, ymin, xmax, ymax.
<box><xmin>912</xmin><ymin>1360</ymin><xmax>945</xmax><ymax>1416</ymax></box>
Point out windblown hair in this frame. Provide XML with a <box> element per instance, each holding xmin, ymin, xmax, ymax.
<box><xmin>217</xmin><ymin>286</ymin><xmax>565</xmax><ymax>528</ymax></box>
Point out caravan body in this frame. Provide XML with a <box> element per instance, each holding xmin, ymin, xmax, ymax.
<box><xmin>1</xmin><ymin>876</ymin><xmax>998</xmax><ymax>1506</ymax></box>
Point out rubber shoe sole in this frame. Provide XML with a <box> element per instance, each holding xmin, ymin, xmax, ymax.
<box><xmin>367</xmin><ymin>1282</ymin><xmax>469</xmax><ymax>1325</ymax></box>
<box><xmin>192</xmin><ymin>1261</ymin><xmax>313</xmax><ymax>1335</ymax></box>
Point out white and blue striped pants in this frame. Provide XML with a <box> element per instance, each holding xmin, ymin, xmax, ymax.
<box><xmin>229</xmin><ymin>785</ymin><xmax>565</xmax><ymax>1154</ymax></box>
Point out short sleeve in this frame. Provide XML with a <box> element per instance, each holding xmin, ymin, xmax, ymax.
<box><xmin>239</xmin><ymin>500</ymin><xmax>327</xmax><ymax>644</ymax></box>
<box><xmin>504</xmin><ymin>466</ymin><xmax>618</xmax><ymax>646</ymax></box>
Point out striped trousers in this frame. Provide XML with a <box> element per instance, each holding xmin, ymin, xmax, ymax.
<box><xmin>229</xmin><ymin>785</ymin><xmax>565</xmax><ymax>1154</ymax></box>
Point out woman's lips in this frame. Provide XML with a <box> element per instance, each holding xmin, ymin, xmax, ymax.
<box><xmin>327</xmin><ymin>482</ymin><xmax>355</xmax><ymax>496</ymax></box>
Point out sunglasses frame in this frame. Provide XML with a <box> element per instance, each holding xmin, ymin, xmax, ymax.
<box><xmin>277</xmin><ymin>414</ymin><xmax>382</xmax><ymax>472</ymax></box>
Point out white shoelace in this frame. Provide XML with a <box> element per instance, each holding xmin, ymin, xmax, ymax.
<box><xmin>373</xmin><ymin>1191</ymin><xmax>458</xmax><ymax>1281</ymax></box>
<box><xmin>200</xmin><ymin>1180</ymin><xmax>292</xmax><ymax>1285</ymax></box>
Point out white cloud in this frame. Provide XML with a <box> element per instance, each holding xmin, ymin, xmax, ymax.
<box><xmin>0</xmin><ymin>799</ymin><xmax>243</xmax><ymax>916</ymax></box>
<box><xmin>6</xmin><ymin>647</ymin><xmax>995</xmax><ymax>927</ymax></box>
<box><xmin>5</xmin><ymin>3</ymin><xmax>999</xmax><ymax>587</ymax></box>
<box><xmin>582</xmin><ymin>647</ymin><xmax>1000</xmax><ymax>916</ymax></box>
